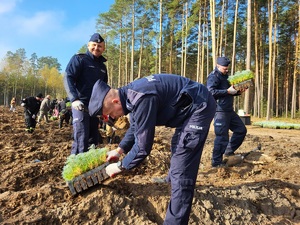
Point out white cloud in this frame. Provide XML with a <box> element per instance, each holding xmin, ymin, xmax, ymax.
<box><xmin>0</xmin><ymin>0</ymin><xmax>108</xmax><ymax>71</ymax></box>
<box><xmin>13</xmin><ymin>11</ymin><xmax>65</xmax><ymax>36</ymax></box>
<box><xmin>0</xmin><ymin>0</ymin><xmax>19</xmax><ymax>14</ymax></box>
<box><xmin>60</xmin><ymin>17</ymin><xmax>98</xmax><ymax>43</ymax></box>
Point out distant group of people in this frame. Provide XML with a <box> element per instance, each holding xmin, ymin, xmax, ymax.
<box><xmin>19</xmin><ymin>94</ymin><xmax>73</xmax><ymax>133</ymax></box>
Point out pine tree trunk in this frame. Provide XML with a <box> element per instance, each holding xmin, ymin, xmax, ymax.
<box><xmin>266</xmin><ymin>0</ymin><xmax>274</xmax><ymax>120</ymax></box>
<box><xmin>291</xmin><ymin>2</ymin><xmax>300</xmax><ymax>118</ymax></box>
<box><xmin>197</xmin><ymin>2</ymin><xmax>202</xmax><ymax>83</ymax></box>
<box><xmin>138</xmin><ymin>26</ymin><xmax>144</xmax><ymax>79</ymax></box>
<box><xmin>253</xmin><ymin>0</ymin><xmax>261</xmax><ymax>117</ymax></box>
<box><xmin>210</xmin><ymin>0</ymin><xmax>216</xmax><ymax>67</ymax></box>
<box><xmin>244</xmin><ymin>0</ymin><xmax>251</xmax><ymax>114</ymax></box>
<box><xmin>158</xmin><ymin>0</ymin><xmax>162</xmax><ymax>74</ymax></box>
<box><xmin>130</xmin><ymin>0</ymin><xmax>135</xmax><ymax>82</ymax></box>
<box><xmin>231</xmin><ymin>0</ymin><xmax>238</xmax><ymax>76</ymax></box>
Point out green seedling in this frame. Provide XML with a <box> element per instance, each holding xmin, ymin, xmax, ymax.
<box><xmin>228</xmin><ymin>70</ymin><xmax>254</xmax><ymax>86</ymax></box>
<box><xmin>253</xmin><ymin>121</ymin><xmax>300</xmax><ymax>130</ymax></box>
<box><xmin>62</xmin><ymin>147</ymin><xmax>108</xmax><ymax>182</ymax></box>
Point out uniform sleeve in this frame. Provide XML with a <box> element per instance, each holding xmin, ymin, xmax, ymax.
<box><xmin>121</xmin><ymin>95</ymin><xmax>158</xmax><ymax>170</ymax></box>
<box><xmin>119</xmin><ymin>115</ymin><xmax>135</xmax><ymax>153</ymax></box>
<box><xmin>206</xmin><ymin>74</ymin><xmax>228</xmax><ymax>98</ymax></box>
<box><xmin>100</xmin><ymin>56</ymin><xmax>108</xmax><ymax>84</ymax></box>
<box><xmin>64</xmin><ymin>55</ymin><xmax>82</xmax><ymax>102</ymax></box>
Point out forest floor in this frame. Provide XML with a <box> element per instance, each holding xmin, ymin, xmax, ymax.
<box><xmin>0</xmin><ymin>106</ymin><xmax>300</xmax><ymax>225</ymax></box>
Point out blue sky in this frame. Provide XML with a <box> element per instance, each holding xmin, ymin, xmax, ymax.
<box><xmin>0</xmin><ymin>0</ymin><xmax>115</xmax><ymax>72</ymax></box>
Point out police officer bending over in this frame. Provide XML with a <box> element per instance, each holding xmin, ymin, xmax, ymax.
<box><xmin>89</xmin><ymin>74</ymin><xmax>216</xmax><ymax>225</ymax></box>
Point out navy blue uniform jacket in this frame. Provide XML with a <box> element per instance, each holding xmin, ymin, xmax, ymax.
<box><xmin>118</xmin><ymin>74</ymin><xmax>212</xmax><ymax>169</ymax></box>
<box><xmin>206</xmin><ymin>67</ymin><xmax>234</xmax><ymax>112</ymax></box>
<box><xmin>64</xmin><ymin>51</ymin><xmax>108</xmax><ymax>105</ymax></box>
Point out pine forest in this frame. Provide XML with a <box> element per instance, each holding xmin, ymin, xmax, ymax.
<box><xmin>0</xmin><ymin>0</ymin><xmax>299</xmax><ymax>119</ymax></box>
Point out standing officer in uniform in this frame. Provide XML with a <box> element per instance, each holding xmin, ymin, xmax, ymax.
<box><xmin>64</xmin><ymin>33</ymin><xmax>108</xmax><ymax>155</ymax></box>
<box><xmin>21</xmin><ymin>93</ymin><xmax>43</xmax><ymax>133</ymax></box>
<box><xmin>89</xmin><ymin>74</ymin><xmax>216</xmax><ymax>225</ymax></box>
<box><xmin>206</xmin><ymin>56</ymin><xmax>247</xmax><ymax>167</ymax></box>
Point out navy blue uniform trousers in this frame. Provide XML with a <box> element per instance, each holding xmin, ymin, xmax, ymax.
<box><xmin>164</xmin><ymin>94</ymin><xmax>215</xmax><ymax>225</ymax></box>
<box><xmin>71</xmin><ymin>109</ymin><xmax>100</xmax><ymax>155</ymax></box>
<box><xmin>212</xmin><ymin>111</ymin><xmax>247</xmax><ymax>166</ymax></box>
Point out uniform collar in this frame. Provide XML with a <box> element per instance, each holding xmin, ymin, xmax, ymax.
<box><xmin>118</xmin><ymin>88</ymin><xmax>130</xmax><ymax>115</ymax></box>
<box><xmin>215</xmin><ymin>66</ymin><xmax>229</xmax><ymax>78</ymax></box>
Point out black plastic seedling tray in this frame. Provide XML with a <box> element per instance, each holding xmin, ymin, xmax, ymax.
<box><xmin>67</xmin><ymin>162</ymin><xmax>110</xmax><ymax>195</ymax></box>
<box><xmin>234</xmin><ymin>79</ymin><xmax>254</xmax><ymax>91</ymax></box>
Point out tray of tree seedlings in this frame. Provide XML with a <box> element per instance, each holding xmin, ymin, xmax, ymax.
<box><xmin>252</xmin><ymin>121</ymin><xmax>300</xmax><ymax>130</ymax></box>
<box><xmin>62</xmin><ymin>146</ymin><xmax>110</xmax><ymax>195</ymax></box>
<box><xmin>228</xmin><ymin>70</ymin><xmax>254</xmax><ymax>91</ymax></box>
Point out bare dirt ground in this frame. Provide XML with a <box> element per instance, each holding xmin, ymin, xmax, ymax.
<box><xmin>0</xmin><ymin>105</ymin><xmax>300</xmax><ymax>225</ymax></box>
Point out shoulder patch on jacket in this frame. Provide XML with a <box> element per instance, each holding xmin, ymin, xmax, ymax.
<box><xmin>127</xmin><ymin>89</ymin><xmax>145</xmax><ymax>105</ymax></box>
<box><xmin>76</xmin><ymin>53</ymin><xmax>87</xmax><ymax>58</ymax></box>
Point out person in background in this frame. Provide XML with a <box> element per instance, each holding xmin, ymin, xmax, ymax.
<box><xmin>88</xmin><ymin>74</ymin><xmax>216</xmax><ymax>225</ymax></box>
<box><xmin>57</xmin><ymin>98</ymin><xmax>66</xmax><ymax>113</ymax></box>
<box><xmin>21</xmin><ymin>93</ymin><xmax>43</xmax><ymax>133</ymax></box>
<box><xmin>38</xmin><ymin>95</ymin><xmax>51</xmax><ymax>123</ymax></box>
<box><xmin>58</xmin><ymin>98</ymin><xmax>72</xmax><ymax>128</ymax></box>
<box><xmin>206</xmin><ymin>56</ymin><xmax>247</xmax><ymax>168</ymax></box>
<box><xmin>64</xmin><ymin>33</ymin><xmax>108</xmax><ymax>155</ymax></box>
<box><xmin>10</xmin><ymin>97</ymin><xmax>16</xmax><ymax>112</ymax></box>
<box><xmin>49</xmin><ymin>98</ymin><xmax>58</xmax><ymax>116</ymax></box>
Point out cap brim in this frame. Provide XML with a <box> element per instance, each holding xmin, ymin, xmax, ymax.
<box><xmin>88</xmin><ymin>80</ymin><xmax>111</xmax><ymax>117</ymax></box>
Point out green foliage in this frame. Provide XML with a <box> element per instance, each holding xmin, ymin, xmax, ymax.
<box><xmin>37</xmin><ymin>56</ymin><xmax>61</xmax><ymax>71</ymax></box>
<box><xmin>228</xmin><ymin>70</ymin><xmax>255</xmax><ymax>85</ymax></box>
<box><xmin>252</xmin><ymin>121</ymin><xmax>300</xmax><ymax>130</ymax></box>
<box><xmin>62</xmin><ymin>147</ymin><xmax>108</xmax><ymax>182</ymax></box>
<box><xmin>78</xmin><ymin>45</ymin><xmax>87</xmax><ymax>54</ymax></box>
<box><xmin>0</xmin><ymin>48</ymin><xmax>65</xmax><ymax>105</ymax></box>
<box><xmin>50</xmin><ymin>116</ymin><xmax>58</xmax><ymax>120</ymax></box>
